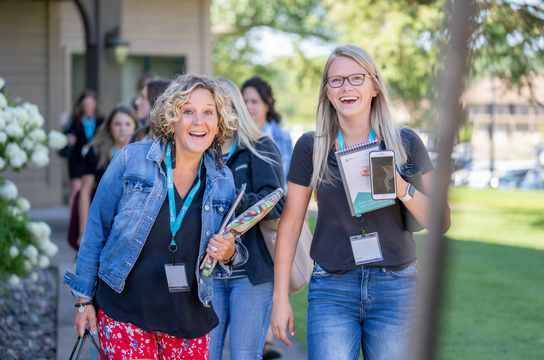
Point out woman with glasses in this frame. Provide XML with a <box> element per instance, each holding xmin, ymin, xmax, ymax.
<box><xmin>270</xmin><ymin>45</ymin><xmax>451</xmax><ymax>360</ymax></box>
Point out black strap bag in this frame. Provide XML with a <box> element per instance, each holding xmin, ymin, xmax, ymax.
<box><xmin>69</xmin><ymin>329</ymin><xmax>108</xmax><ymax>360</ymax></box>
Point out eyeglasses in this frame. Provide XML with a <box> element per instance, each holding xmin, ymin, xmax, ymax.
<box><xmin>326</xmin><ymin>74</ymin><xmax>367</xmax><ymax>88</ymax></box>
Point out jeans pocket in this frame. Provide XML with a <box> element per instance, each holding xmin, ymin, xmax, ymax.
<box><xmin>312</xmin><ymin>263</ymin><xmax>331</xmax><ymax>278</ymax></box>
<box><xmin>386</xmin><ymin>263</ymin><xmax>419</xmax><ymax>279</ymax></box>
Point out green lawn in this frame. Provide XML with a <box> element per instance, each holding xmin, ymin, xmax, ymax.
<box><xmin>290</xmin><ymin>187</ymin><xmax>544</xmax><ymax>358</ymax></box>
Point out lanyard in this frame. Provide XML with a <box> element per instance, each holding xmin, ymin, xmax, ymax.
<box><xmin>165</xmin><ymin>140</ymin><xmax>203</xmax><ymax>257</ymax></box>
<box><xmin>224</xmin><ymin>136</ymin><xmax>237</xmax><ymax>162</ymax></box>
<box><xmin>337</xmin><ymin>127</ymin><xmax>375</xmax><ymax>150</ymax></box>
<box><xmin>112</xmin><ymin>147</ymin><xmax>118</xmax><ymax>157</ymax></box>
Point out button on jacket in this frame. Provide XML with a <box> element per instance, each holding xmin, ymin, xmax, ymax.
<box><xmin>62</xmin><ymin>138</ymin><xmax>248</xmax><ymax>306</ymax></box>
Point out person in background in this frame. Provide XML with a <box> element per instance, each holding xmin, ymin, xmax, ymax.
<box><xmin>131</xmin><ymin>79</ymin><xmax>171</xmax><ymax>143</ymax></box>
<box><xmin>77</xmin><ymin>104</ymin><xmax>140</xmax><ymax>247</ymax></box>
<box><xmin>64</xmin><ymin>89</ymin><xmax>103</xmax><ymax>210</ymax></box>
<box><xmin>270</xmin><ymin>45</ymin><xmax>451</xmax><ymax>360</ymax></box>
<box><xmin>242</xmin><ymin>77</ymin><xmax>292</xmax><ymax>359</ymax></box>
<box><xmin>63</xmin><ymin>74</ymin><xmax>248</xmax><ymax>360</ymax></box>
<box><xmin>132</xmin><ymin>70</ymin><xmax>158</xmax><ymax>124</ymax></box>
<box><xmin>208</xmin><ymin>78</ymin><xmax>285</xmax><ymax>360</ymax></box>
<box><xmin>242</xmin><ymin>77</ymin><xmax>293</xmax><ymax>180</ymax></box>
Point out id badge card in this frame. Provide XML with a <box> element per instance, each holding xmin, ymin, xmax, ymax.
<box><xmin>349</xmin><ymin>232</ymin><xmax>383</xmax><ymax>265</ymax></box>
<box><xmin>164</xmin><ymin>263</ymin><xmax>190</xmax><ymax>292</ymax></box>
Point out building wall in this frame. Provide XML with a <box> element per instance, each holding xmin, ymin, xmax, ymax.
<box><xmin>0</xmin><ymin>0</ymin><xmax>63</xmax><ymax>207</ymax></box>
<box><xmin>468</xmin><ymin>106</ymin><xmax>544</xmax><ymax>160</ymax></box>
<box><xmin>0</xmin><ymin>0</ymin><xmax>212</xmax><ymax>206</ymax></box>
<box><xmin>59</xmin><ymin>0</ymin><xmax>213</xmax><ymax>118</ymax></box>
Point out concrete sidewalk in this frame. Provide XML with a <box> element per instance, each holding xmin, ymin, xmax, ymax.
<box><xmin>28</xmin><ymin>206</ymin><xmax>307</xmax><ymax>360</ymax></box>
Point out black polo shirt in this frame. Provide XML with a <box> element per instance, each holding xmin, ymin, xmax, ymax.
<box><xmin>287</xmin><ymin>128</ymin><xmax>433</xmax><ymax>273</ymax></box>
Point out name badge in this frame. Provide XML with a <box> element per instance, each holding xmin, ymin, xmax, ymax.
<box><xmin>349</xmin><ymin>232</ymin><xmax>383</xmax><ymax>265</ymax></box>
<box><xmin>164</xmin><ymin>263</ymin><xmax>190</xmax><ymax>292</ymax></box>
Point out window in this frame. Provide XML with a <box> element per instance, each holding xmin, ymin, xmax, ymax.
<box><xmin>515</xmin><ymin>124</ymin><xmax>529</xmax><ymax>132</ymax></box>
<box><xmin>478</xmin><ymin>123</ymin><xmax>490</xmax><ymax>131</ymax></box>
<box><xmin>495</xmin><ymin>123</ymin><xmax>509</xmax><ymax>132</ymax></box>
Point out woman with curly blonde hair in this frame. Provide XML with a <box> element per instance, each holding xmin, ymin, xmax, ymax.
<box><xmin>63</xmin><ymin>74</ymin><xmax>249</xmax><ymax>360</ymax></box>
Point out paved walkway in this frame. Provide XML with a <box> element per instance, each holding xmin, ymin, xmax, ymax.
<box><xmin>28</xmin><ymin>206</ymin><xmax>307</xmax><ymax>360</ymax></box>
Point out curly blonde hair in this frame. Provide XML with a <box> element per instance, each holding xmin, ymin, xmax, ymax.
<box><xmin>149</xmin><ymin>74</ymin><xmax>237</xmax><ymax>148</ymax></box>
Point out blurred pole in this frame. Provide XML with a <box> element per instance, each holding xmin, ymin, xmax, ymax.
<box><xmin>409</xmin><ymin>1</ymin><xmax>476</xmax><ymax>360</ymax></box>
<box><xmin>489</xmin><ymin>66</ymin><xmax>495</xmax><ymax>179</ymax></box>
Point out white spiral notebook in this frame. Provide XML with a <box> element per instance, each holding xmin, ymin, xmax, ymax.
<box><xmin>335</xmin><ymin>139</ymin><xmax>394</xmax><ymax>216</ymax></box>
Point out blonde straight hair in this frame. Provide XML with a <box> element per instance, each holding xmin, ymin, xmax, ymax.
<box><xmin>216</xmin><ymin>77</ymin><xmax>278</xmax><ymax>166</ymax></box>
<box><xmin>311</xmin><ymin>45</ymin><xmax>407</xmax><ymax>191</ymax></box>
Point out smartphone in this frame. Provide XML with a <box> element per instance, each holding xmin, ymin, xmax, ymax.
<box><xmin>370</xmin><ymin>150</ymin><xmax>397</xmax><ymax>200</ymax></box>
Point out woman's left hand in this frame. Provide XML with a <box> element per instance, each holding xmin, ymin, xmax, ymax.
<box><xmin>206</xmin><ymin>233</ymin><xmax>236</xmax><ymax>263</ymax></box>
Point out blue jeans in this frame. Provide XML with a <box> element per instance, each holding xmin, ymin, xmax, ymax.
<box><xmin>209</xmin><ymin>277</ymin><xmax>274</xmax><ymax>360</ymax></box>
<box><xmin>306</xmin><ymin>263</ymin><xmax>419</xmax><ymax>360</ymax></box>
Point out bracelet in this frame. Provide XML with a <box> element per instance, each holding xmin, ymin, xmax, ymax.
<box><xmin>75</xmin><ymin>300</ymin><xmax>93</xmax><ymax>313</ymax></box>
<box><xmin>222</xmin><ymin>249</ymin><xmax>237</xmax><ymax>265</ymax></box>
<box><xmin>75</xmin><ymin>301</ymin><xmax>93</xmax><ymax>308</ymax></box>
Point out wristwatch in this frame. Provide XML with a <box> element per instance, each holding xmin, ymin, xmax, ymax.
<box><xmin>399</xmin><ymin>183</ymin><xmax>415</xmax><ymax>202</ymax></box>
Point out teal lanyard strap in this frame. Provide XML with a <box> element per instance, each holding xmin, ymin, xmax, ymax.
<box><xmin>337</xmin><ymin>128</ymin><xmax>376</xmax><ymax>150</ymax></box>
<box><xmin>225</xmin><ymin>136</ymin><xmax>237</xmax><ymax>161</ymax></box>
<box><xmin>165</xmin><ymin>141</ymin><xmax>203</xmax><ymax>258</ymax></box>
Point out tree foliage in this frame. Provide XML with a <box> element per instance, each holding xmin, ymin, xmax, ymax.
<box><xmin>211</xmin><ymin>0</ymin><xmax>544</xmax><ymax>125</ymax></box>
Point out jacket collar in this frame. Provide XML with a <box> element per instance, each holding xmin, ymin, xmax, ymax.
<box><xmin>146</xmin><ymin>137</ymin><xmax>228</xmax><ymax>181</ymax></box>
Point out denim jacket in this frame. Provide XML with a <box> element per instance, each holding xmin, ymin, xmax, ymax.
<box><xmin>62</xmin><ymin>138</ymin><xmax>248</xmax><ymax>307</ymax></box>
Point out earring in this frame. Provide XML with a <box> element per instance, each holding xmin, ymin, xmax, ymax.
<box><xmin>170</xmin><ymin>136</ymin><xmax>176</xmax><ymax>169</ymax></box>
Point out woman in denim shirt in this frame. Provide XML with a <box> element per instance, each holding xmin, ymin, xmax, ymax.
<box><xmin>63</xmin><ymin>74</ymin><xmax>249</xmax><ymax>360</ymax></box>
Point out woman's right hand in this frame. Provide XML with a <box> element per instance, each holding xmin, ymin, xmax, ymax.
<box><xmin>270</xmin><ymin>297</ymin><xmax>295</xmax><ymax>347</ymax></box>
<box><xmin>74</xmin><ymin>297</ymin><xmax>98</xmax><ymax>337</ymax></box>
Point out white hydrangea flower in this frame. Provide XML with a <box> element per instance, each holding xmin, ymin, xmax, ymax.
<box><xmin>0</xmin><ymin>77</ymin><xmax>5</xmax><ymax>91</ymax></box>
<box><xmin>0</xmin><ymin>93</ymin><xmax>7</xmax><ymax>111</ymax></box>
<box><xmin>0</xmin><ymin>131</ymin><xmax>7</xmax><ymax>143</ymax></box>
<box><xmin>48</xmin><ymin>130</ymin><xmax>68</xmax><ymax>149</ymax></box>
<box><xmin>38</xmin><ymin>254</ymin><xmax>50</xmax><ymax>269</ymax></box>
<box><xmin>29</xmin><ymin>272</ymin><xmax>39</xmax><ymax>282</ymax></box>
<box><xmin>23</xmin><ymin>102</ymin><xmax>45</xmax><ymax>129</ymax></box>
<box><xmin>11</xmin><ymin>107</ymin><xmax>29</xmax><ymax>127</ymax></box>
<box><xmin>2</xmin><ymin>108</ymin><xmax>14</xmax><ymax>124</ymax></box>
<box><xmin>6</xmin><ymin>142</ymin><xmax>28</xmax><ymax>168</ymax></box>
<box><xmin>9</xmin><ymin>245</ymin><xmax>19</xmax><ymax>258</ymax></box>
<box><xmin>8</xmin><ymin>206</ymin><xmax>23</xmax><ymax>221</ymax></box>
<box><xmin>0</xmin><ymin>156</ymin><xmax>5</xmax><ymax>170</ymax></box>
<box><xmin>30</xmin><ymin>148</ymin><xmax>50</xmax><ymax>167</ymax></box>
<box><xmin>23</xmin><ymin>244</ymin><xmax>39</xmax><ymax>263</ymax></box>
<box><xmin>7</xmin><ymin>274</ymin><xmax>21</xmax><ymax>287</ymax></box>
<box><xmin>28</xmin><ymin>128</ymin><xmax>47</xmax><ymax>142</ymax></box>
<box><xmin>21</xmin><ymin>137</ymin><xmax>36</xmax><ymax>151</ymax></box>
<box><xmin>40</xmin><ymin>239</ymin><xmax>59</xmax><ymax>257</ymax></box>
<box><xmin>4</xmin><ymin>122</ymin><xmax>24</xmax><ymax>138</ymax></box>
<box><xmin>16</xmin><ymin>197</ymin><xmax>31</xmax><ymax>213</ymax></box>
<box><xmin>26</xmin><ymin>221</ymin><xmax>52</xmax><ymax>242</ymax></box>
<box><xmin>0</xmin><ymin>179</ymin><xmax>18</xmax><ymax>200</ymax></box>
<box><xmin>23</xmin><ymin>259</ymin><xmax>33</xmax><ymax>272</ymax></box>
<box><xmin>0</xmin><ymin>113</ymin><xmax>5</xmax><ymax>131</ymax></box>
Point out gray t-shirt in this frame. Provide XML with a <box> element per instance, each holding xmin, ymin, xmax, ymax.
<box><xmin>287</xmin><ymin>128</ymin><xmax>434</xmax><ymax>273</ymax></box>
